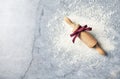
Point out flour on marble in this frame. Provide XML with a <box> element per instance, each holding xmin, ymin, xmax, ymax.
<box><xmin>47</xmin><ymin>5</ymin><xmax>116</xmax><ymax>58</ymax></box>
<box><xmin>36</xmin><ymin>1</ymin><xmax>120</xmax><ymax>79</ymax></box>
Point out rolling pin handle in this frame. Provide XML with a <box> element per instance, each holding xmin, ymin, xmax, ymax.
<box><xmin>64</xmin><ymin>17</ymin><xmax>76</xmax><ymax>28</ymax></box>
<box><xmin>95</xmin><ymin>44</ymin><xmax>106</xmax><ymax>56</ymax></box>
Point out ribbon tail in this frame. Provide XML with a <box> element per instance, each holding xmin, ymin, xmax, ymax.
<box><xmin>72</xmin><ymin>34</ymin><xmax>79</xmax><ymax>43</ymax></box>
<box><xmin>87</xmin><ymin>27</ymin><xmax>92</xmax><ymax>31</ymax></box>
<box><xmin>70</xmin><ymin>32</ymin><xmax>78</xmax><ymax>37</ymax></box>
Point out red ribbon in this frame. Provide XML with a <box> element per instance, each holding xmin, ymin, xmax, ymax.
<box><xmin>70</xmin><ymin>25</ymin><xmax>92</xmax><ymax>43</ymax></box>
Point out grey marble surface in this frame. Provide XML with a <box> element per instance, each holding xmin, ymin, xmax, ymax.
<box><xmin>0</xmin><ymin>0</ymin><xmax>120</xmax><ymax>79</ymax></box>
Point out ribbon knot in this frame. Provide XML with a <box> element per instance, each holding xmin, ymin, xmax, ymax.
<box><xmin>70</xmin><ymin>25</ymin><xmax>92</xmax><ymax>43</ymax></box>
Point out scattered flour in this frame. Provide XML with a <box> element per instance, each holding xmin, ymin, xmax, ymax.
<box><xmin>47</xmin><ymin>4</ymin><xmax>116</xmax><ymax>58</ymax></box>
<box><xmin>44</xmin><ymin>2</ymin><xmax>119</xmax><ymax>78</ymax></box>
<box><xmin>36</xmin><ymin>0</ymin><xmax>120</xmax><ymax>79</ymax></box>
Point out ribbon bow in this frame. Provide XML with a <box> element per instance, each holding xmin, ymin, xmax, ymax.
<box><xmin>70</xmin><ymin>25</ymin><xmax>92</xmax><ymax>43</ymax></box>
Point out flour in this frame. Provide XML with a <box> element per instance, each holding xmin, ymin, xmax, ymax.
<box><xmin>38</xmin><ymin>0</ymin><xmax>120</xmax><ymax>79</ymax></box>
<box><xmin>44</xmin><ymin>3</ymin><xmax>119</xmax><ymax>77</ymax></box>
<box><xmin>47</xmin><ymin>5</ymin><xmax>116</xmax><ymax>58</ymax></box>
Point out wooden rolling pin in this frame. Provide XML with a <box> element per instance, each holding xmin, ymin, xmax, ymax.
<box><xmin>64</xmin><ymin>17</ymin><xmax>106</xmax><ymax>56</ymax></box>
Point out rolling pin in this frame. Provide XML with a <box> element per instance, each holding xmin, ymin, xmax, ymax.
<box><xmin>64</xmin><ymin>17</ymin><xmax>106</xmax><ymax>56</ymax></box>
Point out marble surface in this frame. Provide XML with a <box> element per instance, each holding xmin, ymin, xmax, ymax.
<box><xmin>0</xmin><ymin>0</ymin><xmax>120</xmax><ymax>79</ymax></box>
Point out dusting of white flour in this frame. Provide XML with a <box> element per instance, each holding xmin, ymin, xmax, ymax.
<box><xmin>37</xmin><ymin>0</ymin><xmax>120</xmax><ymax>79</ymax></box>
<box><xmin>47</xmin><ymin>5</ymin><xmax>116</xmax><ymax>58</ymax></box>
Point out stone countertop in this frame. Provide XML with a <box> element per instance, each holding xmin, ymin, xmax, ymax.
<box><xmin>0</xmin><ymin>0</ymin><xmax>120</xmax><ymax>79</ymax></box>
